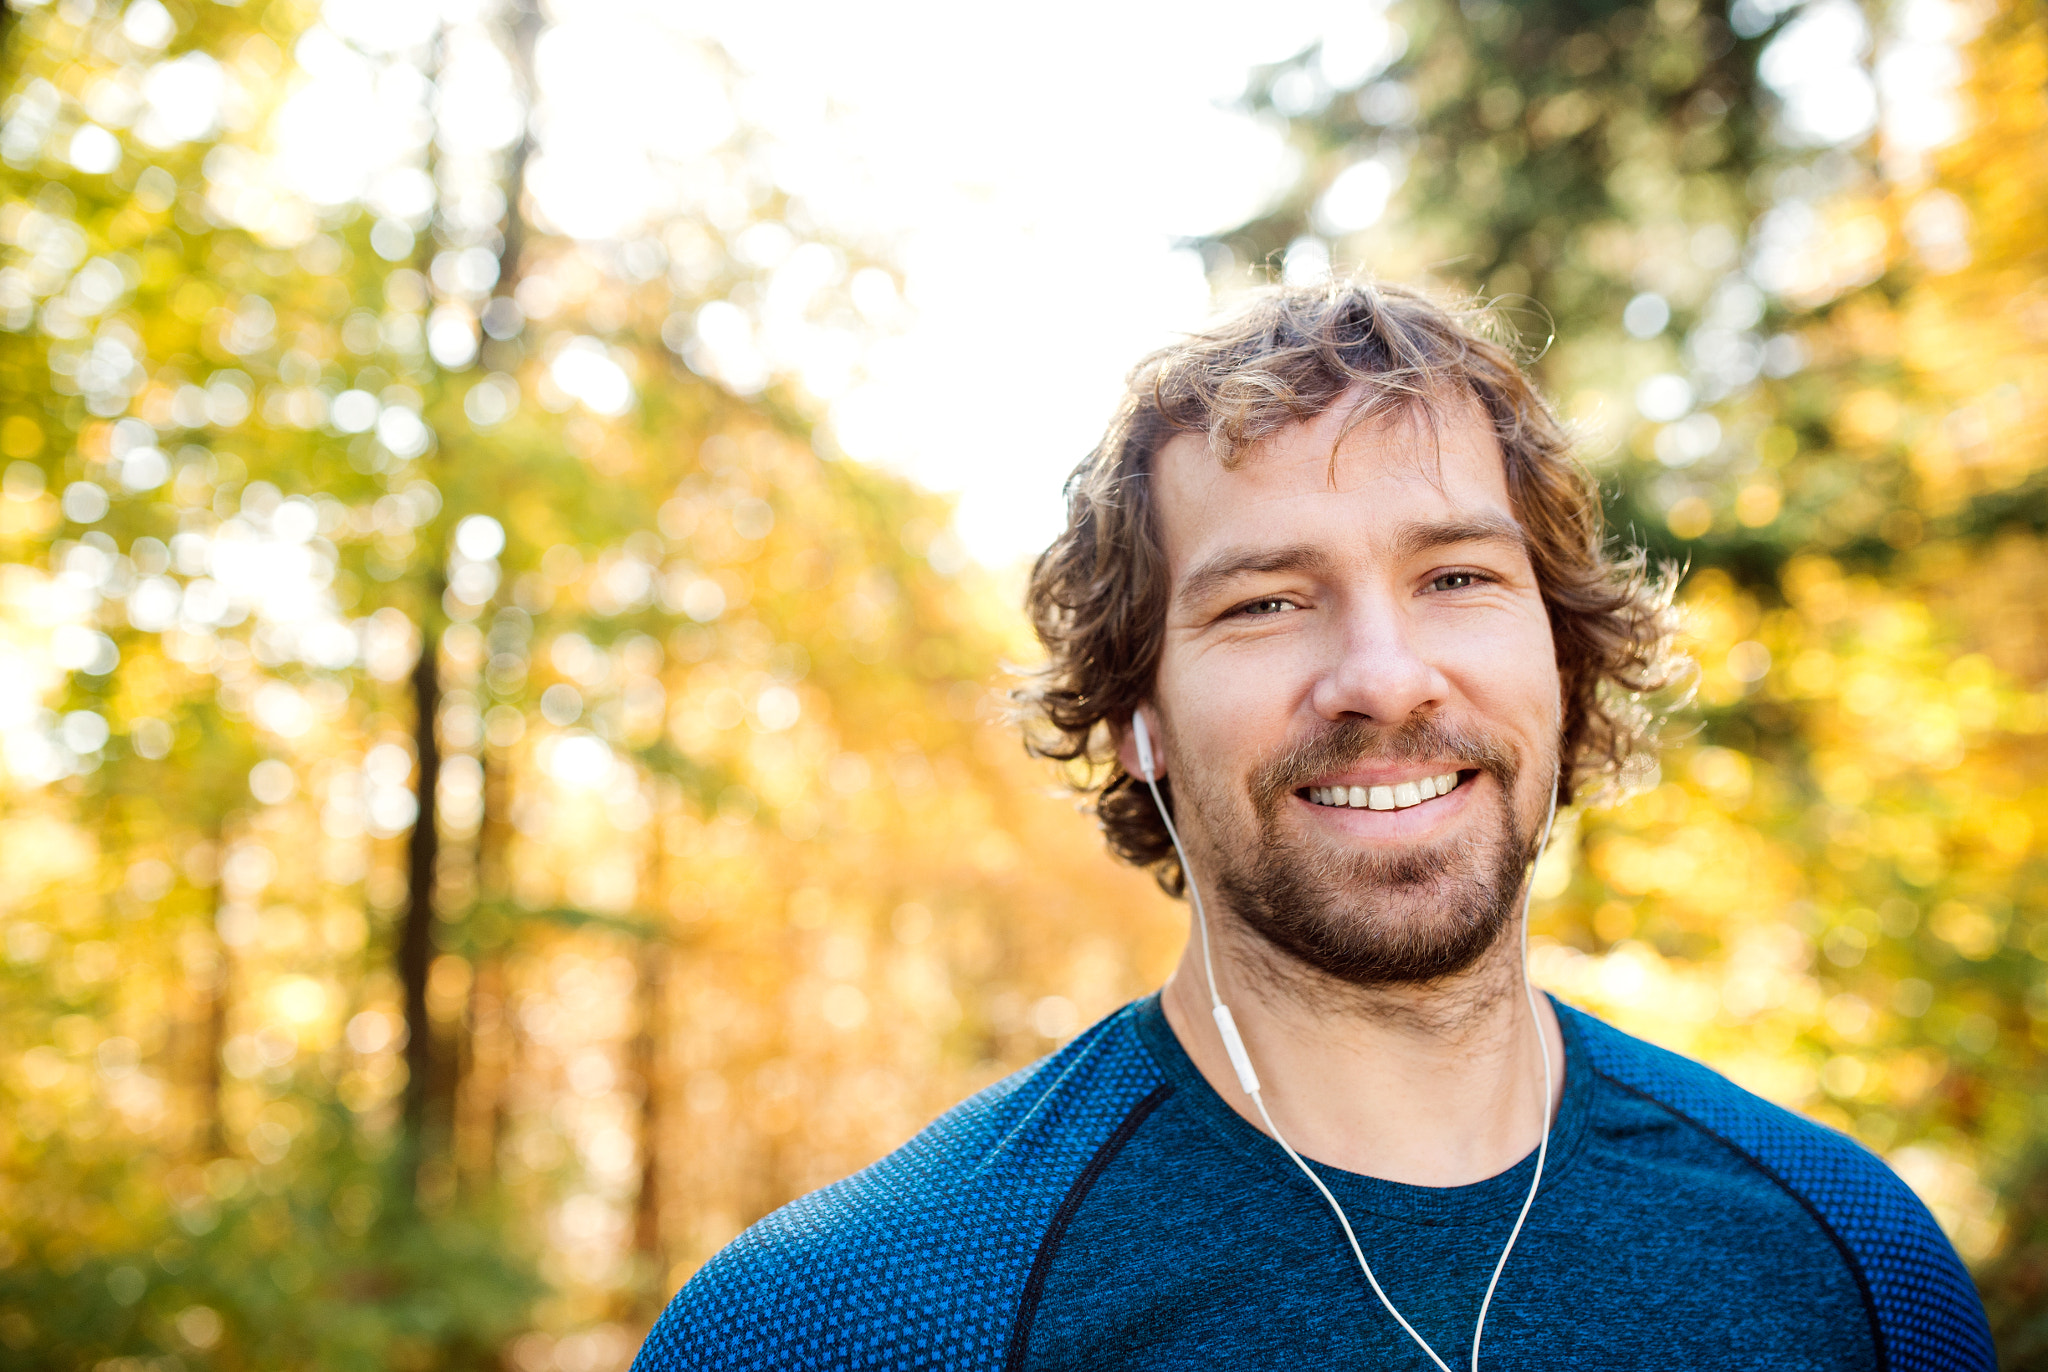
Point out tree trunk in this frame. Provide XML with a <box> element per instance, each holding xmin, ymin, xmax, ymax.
<box><xmin>192</xmin><ymin>819</ymin><xmax>230</xmax><ymax>1157</ymax></box>
<box><xmin>633</xmin><ymin>787</ymin><xmax>679</xmax><ymax>1284</ymax></box>
<box><xmin>198</xmin><ymin>923</ymin><xmax>229</xmax><ymax>1157</ymax></box>
<box><xmin>457</xmin><ymin>747</ymin><xmax>516</xmax><ymax>1190</ymax></box>
<box><xmin>399</xmin><ymin>621</ymin><xmax>443</xmax><ymax>1161</ymax></box>
<box><xmin>456</xmin><ymin>955</ymin><xmax>509</xmax><ymax>1187</ymax></box>
<box><xmin>401</xmin><ymin>0</ymin><xmax>539</xmax><ymax>1195</ymax></box>
<box><xmin>495</xmin><ymin>0</ymin><xmax>543</xmax><ymax>293</ymax></box>
<box><xmin>632</xmin><ymin>940</ymin><xmax>668</xmax><ymax>1263</ymax></box>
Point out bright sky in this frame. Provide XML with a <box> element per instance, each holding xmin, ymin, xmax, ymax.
<box><xmin>271</xmin><ymin>0</ymin><xmax>1967</xmax><ymax>568</ymax></box>
<box><xmin>563</xmin><ymin>0</ymin><xmax>1380</xmax><ymax>565</ymax></box>
<box><xmin>555</xmin><ymin>0</ymin><xmax>1966</xmax><ymax>566</ymax></box>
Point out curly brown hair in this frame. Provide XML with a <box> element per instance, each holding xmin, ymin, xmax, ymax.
<box><xmin>1016</xmin><ymin>277</ymin><xmax>1685</xmax><ymax>896</ymax></box>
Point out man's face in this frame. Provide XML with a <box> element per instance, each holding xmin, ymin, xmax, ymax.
<box><xmin>1129</xmin><ymin>396</ymin><xmax>1560</xmax><ymax>987</ymax></box>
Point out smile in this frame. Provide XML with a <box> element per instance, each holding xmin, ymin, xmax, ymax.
<box><xmin>1302</xmin><ymin>771</ymin><xmax>1468</xmax><ymax>812</ymax></box>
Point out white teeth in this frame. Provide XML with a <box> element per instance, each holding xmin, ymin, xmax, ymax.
<box><xmin>1309</xmin><ymin>771</ymin><xmax>1464</xmax><ymax>811</ymax></box>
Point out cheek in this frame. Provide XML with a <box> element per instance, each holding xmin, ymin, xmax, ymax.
<box><xmin>1443</xmin><ymin>615</ymin><xmax>1558</xmax><ymax>724</ymax></box>
<box><xmin>1157</xmin><ymin>646</ymin><xmax>1307</xmax><ymax>768</ymax></box>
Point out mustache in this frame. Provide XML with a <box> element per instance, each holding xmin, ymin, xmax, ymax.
<box><xmin>1247</xmin><ymin>715</ymin><xmax>1520</xmax><ymax>811</ymax></box>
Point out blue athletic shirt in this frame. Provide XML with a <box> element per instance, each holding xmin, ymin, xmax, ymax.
<box><xmin>631</xmin><ymin>995</ymin><xmax>1992</xmax><ymax>1371</ymax></box>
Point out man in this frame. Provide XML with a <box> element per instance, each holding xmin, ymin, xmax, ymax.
<box><xmin>632</xmin><ymin>280</ymin><xmax>1992</xmax><ymax>1369</ymax></box>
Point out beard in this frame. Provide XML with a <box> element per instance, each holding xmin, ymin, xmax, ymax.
<box><xmin>1181</xmin><ymin>715</ymin><xmax>1540</xmax><ymax>989</ymax></box>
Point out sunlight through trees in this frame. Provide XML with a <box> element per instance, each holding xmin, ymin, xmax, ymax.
<box><xmin>1</xmin><ymin>0</ymin><xmax>2044</xmax><ymax>1364</ymax></box>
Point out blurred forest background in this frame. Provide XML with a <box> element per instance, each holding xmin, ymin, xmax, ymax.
<box><xmin>0</xmin><ymin>0</ymin><xmax>2043</xmax><ymax>1366</ymax></box>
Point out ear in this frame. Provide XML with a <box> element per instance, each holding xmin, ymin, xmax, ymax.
<box><xmin>1116</xmin><ymin>705</ymin><xmax>1163</xmax><ymax>781</ymax></box>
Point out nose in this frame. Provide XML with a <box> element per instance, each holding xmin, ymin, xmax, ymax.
<box><xmin>1307</xmin><ymin>591</ymin><xmax>1448</xmax><ymax>726</ymax></box>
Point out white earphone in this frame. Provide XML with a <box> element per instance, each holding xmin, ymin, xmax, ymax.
<box><xmin>1131</xmin><ymin>708</ymin><xmax>1559</xmax><ymax>1372</ymax></box>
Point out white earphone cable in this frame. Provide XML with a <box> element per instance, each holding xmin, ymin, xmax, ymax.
<box><xmin>1469</xmin><ymin>781</ymin><xmax>1558</xmax><ymax>1372</ymax></box>
<box><xmin>1133</xmin><ymin>712</ymin><xmax>1558</xmax><ymax>1372</ymax></box>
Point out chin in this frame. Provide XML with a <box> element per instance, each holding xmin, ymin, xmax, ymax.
<box><xmin>1220</xmin><ymin>796</ymin><xmax>1529</xmax><ymax>989</ymax></box>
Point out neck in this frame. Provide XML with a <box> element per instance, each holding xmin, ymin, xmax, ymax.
<box><xmin>1160</xmin><ymin>910</ymin><xmax>1564</xmax><ymax>1187</ymax></box>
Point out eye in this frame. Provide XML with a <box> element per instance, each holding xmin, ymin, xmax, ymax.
<box><xmin>1427</xmin><ymin>570</ymin><xmax>1493</xmax><ymax>593</ymax></box>
<box><xmin>1234</xmin><ymin>596</ymin><xmax>1298</xmax><ymax>617</ymax></box>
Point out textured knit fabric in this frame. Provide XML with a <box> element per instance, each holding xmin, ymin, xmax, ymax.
<box><xmin>631</xmin><ymin>995</ymin><xmax>1992</xmax><ymax>1371</ymax></box>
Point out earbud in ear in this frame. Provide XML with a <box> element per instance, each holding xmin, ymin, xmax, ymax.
<box><xmin>1131</xmin><ymin>711</ymin><xmax>1156</xmax><ymax>782</ymax></box>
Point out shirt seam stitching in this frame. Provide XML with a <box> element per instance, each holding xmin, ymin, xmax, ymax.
<box><xmin>1002</xmin><ymin>1081</ymin><xmax>1174</xmax><ymax>1372</ymax></box>
<box><xmin>1590</xmin><ymin>1064</ymin><xmax>1887</xmax><ymax>1371</ymax></box>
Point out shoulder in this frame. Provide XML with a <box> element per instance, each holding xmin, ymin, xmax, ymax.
<box><xmin>1558</xmin><ymin>1000</ymin><xmax>1994</xmax><ymax>1372</ymax></box>
<box><xmin>630</xmin><ymin>1002</ymin><xmax>1169</xmax><ymax>1372</ymax></box>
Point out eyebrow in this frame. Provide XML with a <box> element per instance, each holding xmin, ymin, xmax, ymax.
<box><xmin>1171</xmin><ymin>514</ymin><xmax>1530</xmax><ymax>612</ymax></box>
<box><xmin>1388</xmin><ymin>513</ymin><xmax>1530</xmax><ymax>562</ymax></box>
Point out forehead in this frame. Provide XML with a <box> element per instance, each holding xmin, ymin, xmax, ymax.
<box><xmin>1151</xmin><ymin>398</ymin><xmax>1513</xmax><ymax>570</ymax></box>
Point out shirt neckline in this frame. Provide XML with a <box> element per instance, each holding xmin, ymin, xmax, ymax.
<box><xmin>1132</xmin><ymin>988</ymin><xmax>1594</xmax><ymax>1227</ymax></box>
